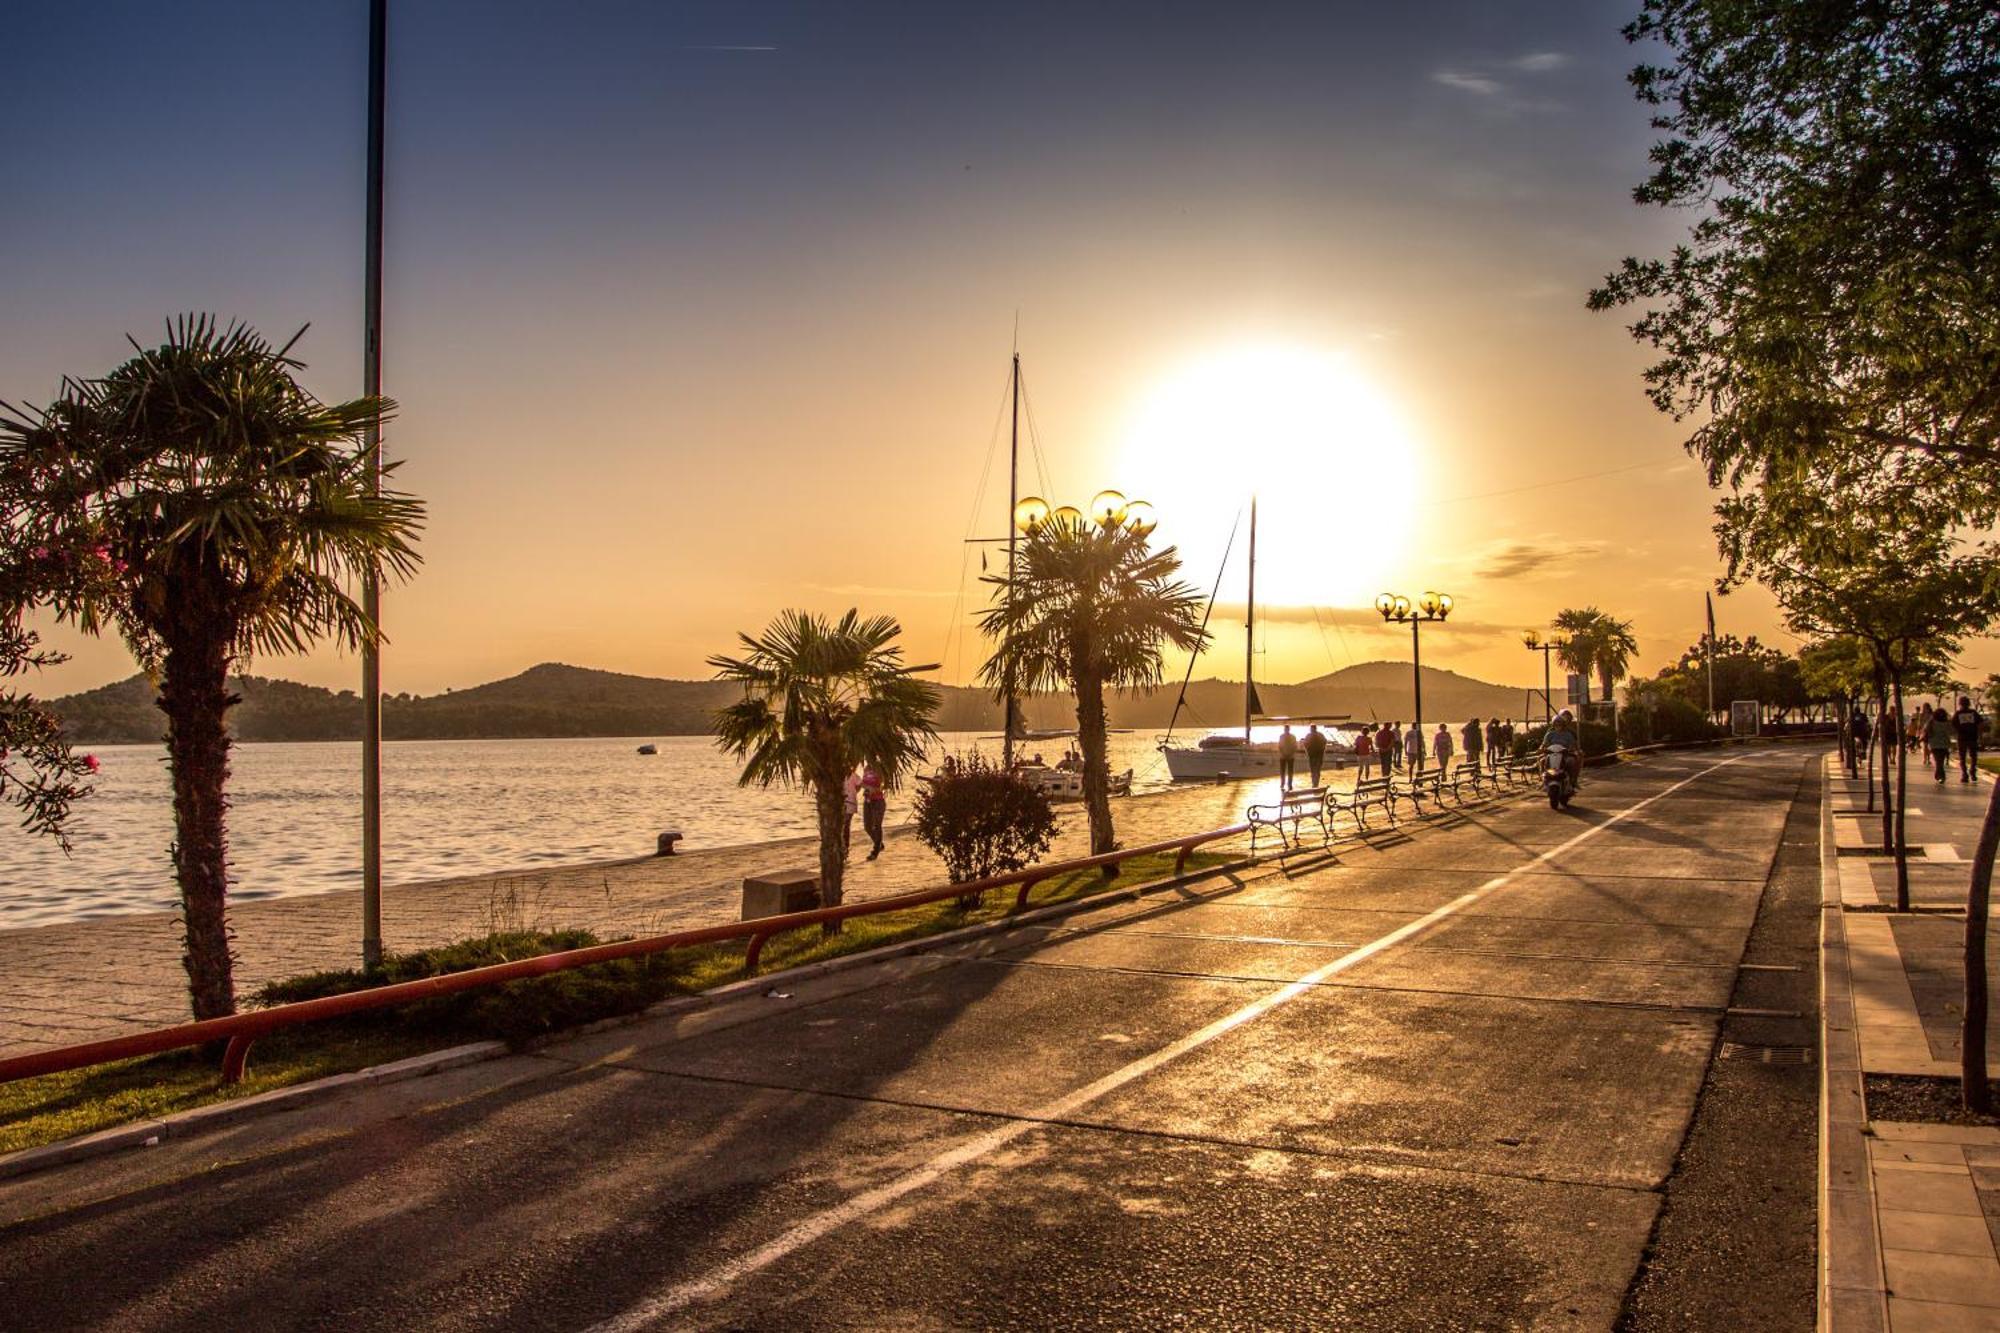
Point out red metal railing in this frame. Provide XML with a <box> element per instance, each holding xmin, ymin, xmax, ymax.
<box><xmin>0</xmin><ymin>823</ymin><xmax>1252</xmax><ymax>1089</ymax></box>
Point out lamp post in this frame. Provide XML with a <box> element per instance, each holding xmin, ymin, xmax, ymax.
<box><xmin>1376</xmin><ymin>590</ymin><xmax>1454</xmax><ymax>734</ymax></box>
<box><xmin>1522</xmin><ymin>630</ymin><xmax>1569</xmax><ymax>726</ymax></box>
<box><xmin>1003</xmin><ymin>490</ymin><xmax>1155</xmax><ymax>766</ymax></box>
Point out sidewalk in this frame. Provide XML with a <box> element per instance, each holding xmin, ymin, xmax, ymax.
<box><xmin>1821</xmin><ymin>751</ymin><xmax>2000</xmax><ymax>1330</ymax></box>
<box><xmin>0</xmin><ymin>776</ymin><xmax>1273</xmax><ymax>1057</ymax></box>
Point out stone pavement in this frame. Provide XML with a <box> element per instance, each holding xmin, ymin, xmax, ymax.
<box><xmin>1821</xmin><ymin>751</ymin><xmax>2000</xmax><ymax>1330</ymax></box>
<box><xmin>0</xmin><ymin>769</ymin><xmax>1405</xmax><ymax>1056</ymax></box>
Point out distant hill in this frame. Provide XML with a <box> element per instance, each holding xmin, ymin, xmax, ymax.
<box><xmin>47</xmin><ymin>660</ymin><xmax>1536</xmax><ymax>745</ymax></box>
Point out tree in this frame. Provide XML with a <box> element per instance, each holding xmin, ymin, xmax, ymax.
<box><xmin>1552</xmin><ymin>608</ymin><xmax>1607</xmax><ymax>705</ymax></box>
<box><xmin>1599</xmin><ymin>0</ymin><xmax>2000</xmax><ymax>1112</ymax></box>
<box><xmin>0</xmin><ymin>503</ymin><xmax>107</xmax><ymax>845</ymax></box>
<box><xmin>0</xmin><ymin>317</ymin><xmax>425</xmax><ymax>1019</ymax></box>
<box><xmin>980</xmin><ymin>513</ymin><xmax>1207</xmax><ymax>856</ymax></box>
<box><xmin>711</xmin><ymin>609</ymin><xmax>939</xmax><ymax>924</ymax></box>
<box><xmin>1591</xmin><ymin>615</ymin><xmax>1640</xmax><ymax>707</ymax></box>
<box><xmin>1801</xmin><ymin>636</ymin><xmax>1881</xmax><ymax>798</ymax></box>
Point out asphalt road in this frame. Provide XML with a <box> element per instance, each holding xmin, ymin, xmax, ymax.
<box><xmin>0</xmin><ymin>746</ymin><xmax>1812</xmax><ymax>1331</ymax></box>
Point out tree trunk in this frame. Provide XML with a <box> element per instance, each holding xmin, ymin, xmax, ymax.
<box><xmin>1074</xmin><ymin>669</ymin><xmax>1115</xmax><ymax>857</ymax></box>
<box><xmin>1872</xmin><ymin>688</ymin><xmax>1886</xmax><ymax>818</ymax></box>
<box><xmin>814</xmin><ymin>773</ymin><xmax>847</xmax><ymax>935</ymax></box>
<box><xmin>158</xmin><ymin>622</ymin><xmax>238</xmax><ymax>1021</ymax></box>
<box><xmin>1893</xmin><ymin>673</ymin><xmax>1910</xmax><ymax>912</ymax></box>
<box><xmin>1963</xmin><ymin>777</ymin><xmax>2000</xmax><ymax>1113</ymax></box>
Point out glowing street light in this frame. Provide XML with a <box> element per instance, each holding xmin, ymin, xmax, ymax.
<box><xmin>1522</xmin><ymin>629</ymin><xmax>1570</xmax><ymax>726</ymax></box>
<box><xmin>1378</xmin><ymin>589</ymin><xmax>1454</xmax><ymax>734</ymax></box>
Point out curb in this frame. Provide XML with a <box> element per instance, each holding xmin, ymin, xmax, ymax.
<box><xmin>1818</xmin><ymin>753</ymin><xmax>1890</xmax><ymax>1330</ymax></box>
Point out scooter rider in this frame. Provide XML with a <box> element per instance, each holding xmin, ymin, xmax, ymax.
<box><xmin>1543</xmin><ymin>709</ymin><xmax>1584</xmax><ymax>790</ymax></box>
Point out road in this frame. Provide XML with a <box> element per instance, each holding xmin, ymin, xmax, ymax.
<box><xmin>0</xmin><ymin>747</ymin><xmax>1813</xmax><ymax>1330</ymax></box>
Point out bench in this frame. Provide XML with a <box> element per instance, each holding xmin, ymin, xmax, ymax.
<box><xmin>1442</xmin><ymin>762</ymin><xmax>1486</xmax><ymax>802</ymax></box>
<box><xmin>1401</xmin><ymin>769</ymin><xmax>1448</xmax><ymax>813</ymax></box>
<box><xmin>1247</xmin><ymin>786</ymin><xmax>1330</xmax><ymax>852</ymax></box>
<box><xmin>1336</xmin><ymin>776</ymin><xmax>1398</xmax><ymax>829</ymax></box>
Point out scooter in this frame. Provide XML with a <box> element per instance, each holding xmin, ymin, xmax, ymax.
<box><xmin>1544</xmin><ymin>743</ymin><xmax>1576</xmax><ymax>810</ymax></box>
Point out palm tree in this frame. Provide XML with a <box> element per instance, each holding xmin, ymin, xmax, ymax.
<box><xmin>1553</xmin><ymin>607</ymin><xmax>1607</xmax><ymax>705</ymax></box>
<box><xmin>711</xmin><ymin>609</ymin><xmax>939</xmax><ymax>921</ymax></box>
<box><xmin>0</xmin><ymin>317</ymin><xmax>424</xmax><ymax>1019</ymax></box>
<box><xmin>1591</xmin><ymin>615</ymin><xmax>1639</xmax><ymax>705</ymax></box>
<box><xmin>979</xmin><ymin>514</ymin><xmax>1208</xmax><ymax>856</ymax></box>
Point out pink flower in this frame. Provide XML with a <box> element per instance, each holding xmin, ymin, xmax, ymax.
<box><xmin>82</xmin><ymin>754</ymin><xmax>100</xmax><ymax>773</ymax></box>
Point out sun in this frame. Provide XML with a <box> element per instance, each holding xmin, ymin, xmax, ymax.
<box><xmin>1117</xmin><ymin>341</ymin><xmax>1421</xmax><ymax>608</ymax></box>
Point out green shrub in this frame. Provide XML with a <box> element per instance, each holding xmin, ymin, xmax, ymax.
<box><xmin>912</xmin><ymin>752</ymin><xmax>1058</xmax><ymax>885</ymax></box>
<box><xmin>1649</xmin><ymin>697</ymin><xmax>1721</xmax><ymax>743</ymax></box>
<box><xmin>251</xmin><ymin>929</ymin><xmax>692</xmax><ymax>1048</ymax></box>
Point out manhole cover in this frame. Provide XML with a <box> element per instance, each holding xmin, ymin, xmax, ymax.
<box><xmin>1720</xmin><ymin>1042</ymin><xmax>1815</xmax><ymax>1065</ymax></box>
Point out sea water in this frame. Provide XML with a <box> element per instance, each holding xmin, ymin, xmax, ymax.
<box><xmin>0</xmin><ymin>731</ymin><xmax>1182</xmax><ymax>929</ymax></box>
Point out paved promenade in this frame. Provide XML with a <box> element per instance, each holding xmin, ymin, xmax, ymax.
<box><xmin>0</xmin><ymin>747</ymin><xmax>1811</xmax><ymax>1329</ymax></box>
<box><xmin>1821</xmin><ymin>751</ymin><xmax>2000</xmax><ymax>1330</ymax></box>
<box><xmin>0</xmin><ymin>776</ymin><xmax>1279</xmax><ymax>1056</ymax></box>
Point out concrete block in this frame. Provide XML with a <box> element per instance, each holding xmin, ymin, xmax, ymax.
<box><xmin>741</xmin><ymin>869</ymin><xmax>820</xmax><ymax>920</ymax></box>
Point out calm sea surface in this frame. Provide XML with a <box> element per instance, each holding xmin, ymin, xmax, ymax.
<box><xmin>0</xmin><ymin>731</ymin><xmax>1187</xmax><ymax>929</ymax></box>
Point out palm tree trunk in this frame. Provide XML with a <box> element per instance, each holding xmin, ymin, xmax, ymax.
<box><xmin>814</xmin><ymin>774</ymin><xmax>847</xmax><ymax>935</ymax></box>
<box><xmin>1963</xmin><ymin>776</ymin><xmax>1999</xmax><ymax>1113</ymax></box>
<box><xmin>1075</xmin><ymin>670</ymin><xmax>1115</xmax><ymax>857</ymax></box>
<box><xmin>1892</xmin><ymin>672</ymin><xmax>1910</xmax><ymax>912</ymax></box>
<box><xmin>158</xmin><ymin>624</ymin><xmax>237</xmax><ymax>1021</ymax></box>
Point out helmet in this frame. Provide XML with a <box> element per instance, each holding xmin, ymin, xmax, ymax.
<box><xmin>1557</xmin><ymin>710</ymin><xmax>1574</xmax><ymax>724</ymax></box>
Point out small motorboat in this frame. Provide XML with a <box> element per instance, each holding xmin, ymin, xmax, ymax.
<box><xmin>636</xmin><ymin>743</ymin><xmax>658</xmax><ymax>755</ymax></box>
<box><xmin>1013</xmin><ymin>761</ymin><xmax>1133</xmax><ymax>802</ymax></box>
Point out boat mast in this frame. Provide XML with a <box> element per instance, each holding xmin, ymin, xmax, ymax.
<box><xmin>1244</xmin><ymin>494</ymin><xmax>1256</xmax><ymax>743</ymax></box>
<box><xmin>1003</xmin><ymin>352</ymin><xmax>1021</xmax><ymax>768</ymax></box>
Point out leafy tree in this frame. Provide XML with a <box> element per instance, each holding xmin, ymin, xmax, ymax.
<box><xmin>912</xmin><ymin>752</ymin><xmax>1058</xmax><ymax>890</ymax></box>
<box><xmin>0</xmin><ymin>507</ymin><xmax>108</xmax><ymax>845</ymax></box>
<box><xmin>1598</xmin><ymin>2</ymin><xmax>2000</xmax><ymax>1109</ymax></box>
<box><xmin>980</xmin><ymin>514</ymin><xmax>1206</xmax><ymax>856</ymax></box>
<box><xmin>711</xmin><ymin>609</ymin><xmax>940</xmax><ymax>924</ymax></box>
<box><xmin>0</xmin><ymin>317</ymin><xmax>425</xmax><ymax>1020</ymax></box>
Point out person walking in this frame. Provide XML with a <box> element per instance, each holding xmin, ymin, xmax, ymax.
<box><xmin>1304</xmin><ymin>724</ymin><xmax>1328</xmax><ymax>788</ymax></box>
<box><xmin>1354</xmin><ymin>724</ymin><xmax>1375</xmax><ymax>780</ymax></box>
<box><xmin>1404</xmin><ymin>720</ymin><xmax>1426</xmax><ymax>776</ymax></box>
<box><xmin>841</xmin><ymin>767</ymin><xmax>862</xmax><ymax>856</ymax></box>
<box><xmin>1485</xmin><ymin>717</ymin><xmax>1503</xmax><ymax>771</ymax></box>
<box><xmin>860</xmin><ymin>763</ymin><xmax>887</xmax><ymax>858</ymax></box>
<box><xmin>1847</xmin><ymin>708</ymin><xmax>1872</xmax><ymax>781</ymax></box>
<box><xmin>1377</xmin><ymin>721</ymin><xmax>1400</xmax><ymax>773</ymax></box>
<box><xmin>1433</xmin><ymin>723</ymin><xmax>1454</xmax><ymax>775</ymax></box>
<box><xmin>1953</xmin><ymin>695</ymin><xmax>1985</xmax><ymax>784</ymax></box>
<box><xmin>1462</xmin><ymin>718</ymin><xmax>1483</xmax><ymax>775</ymax></box>
<box><xmin>1925</xmin><ymin>707</ymin><xmax>1954</xmax><ymax>785</ymax></box>
<box><xmin>1277</xmin><ymin>724</ymin><xmax>1299</xmax><ymax>791</ymax></box>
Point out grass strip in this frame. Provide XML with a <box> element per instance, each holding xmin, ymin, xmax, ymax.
<box><xmin>0</xmin><ymin>848</ymin><xmax>1230</xmax><ymax>1156</ymax></box>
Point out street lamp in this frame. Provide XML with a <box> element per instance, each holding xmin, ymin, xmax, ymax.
<box><xmin>1378</xmin><ymin>590</ymin><xmax>1454</xmax><ymax>735</ymax></box>
<box><xmin>1522</xmin><ymin>629</ymin><xmax>1570</xmax><ymax>726</ymax></box>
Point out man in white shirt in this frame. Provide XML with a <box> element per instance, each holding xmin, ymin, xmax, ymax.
<box><xmin>1404</xmin><ymin>722</ymin><xmax>1426</xmax><ymax>776</ymax></box>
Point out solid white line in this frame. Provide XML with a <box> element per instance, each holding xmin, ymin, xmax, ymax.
<box><xmin>587</xmin><ymin>751</ymin><xmax>1758</xmax><ymax>1330</ymax></box>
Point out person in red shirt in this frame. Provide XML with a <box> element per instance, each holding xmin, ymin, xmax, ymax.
<box><xmin>1353</xmin><ymin>725</ymin><xmax>1375</xmax><ymax>780</ymax></box>
<box><xmin>1375</xmin><ymin>722</ymin><xmax>1400</xmax><ymax>773</ymax></box>
<box><xmin>860</xmin><ymin>765</ymin><xmax>887</xmax><ymax>859</ymax></box>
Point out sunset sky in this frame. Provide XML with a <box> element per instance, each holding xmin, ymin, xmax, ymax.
<box><xmin>9</xmin><ymin>1</ymin><xmax>1981</xmax><ymax>700</ymax></box>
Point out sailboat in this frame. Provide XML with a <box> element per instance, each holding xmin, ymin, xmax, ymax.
<box><xmin>1158</xmin><ymin>497</ymin><xmax>1354</xmax><ymax>781</ymax></box>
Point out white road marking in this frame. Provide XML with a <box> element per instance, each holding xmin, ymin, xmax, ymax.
<box><xmin>587</xmin><ymin>752</ymin><xmax>1759</xmax><ymax>1330</ymax></box>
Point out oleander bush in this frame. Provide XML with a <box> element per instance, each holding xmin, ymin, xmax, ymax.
<box><xmin>912</xmin><ymin>752</ymin><xmax>1059</xmax><ymax>886</ymax></box>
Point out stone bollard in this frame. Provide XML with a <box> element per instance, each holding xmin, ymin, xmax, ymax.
<box><xmin>656</xmin><ymin>830</ymin><xmax>683</xmax><ymax>856</ymax></box>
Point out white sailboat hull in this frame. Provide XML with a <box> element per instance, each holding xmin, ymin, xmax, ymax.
<box><xmin>1159</xmin><ymin>741</ymin><xmax>1356</xmax><ymax>782</ymax></box>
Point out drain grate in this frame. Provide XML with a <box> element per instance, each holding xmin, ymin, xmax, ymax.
<box><xmin>1720</xmin><ymin>1041</ymin><xmax>1815</xmax><ymax>1065</ymax></box>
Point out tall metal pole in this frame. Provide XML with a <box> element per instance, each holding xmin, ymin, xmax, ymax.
<box><xmin>1542</xmin><ymin>646</ymin><xmax>1553</xmax><ymax>726</ymax></box>
<box><xmin>1411</xmin><ymin>619</ymin><xmax>1423</xmax><ymax>734</ymax></box>
<box><xmin>1002</xmin><ymin>353</ymin><xmax>1019</xmax><ymax>769</ymax></box>
<box><xmin>1244</xmin><ymin>496</ymin><xmax>1256</xmax><ymax>742</ymax></box>
<box><xmin>360</xmin><ymin>0</ymin><xmax>387</xmax><ymax>969</ymax></box>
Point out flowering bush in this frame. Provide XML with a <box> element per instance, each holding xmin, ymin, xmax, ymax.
<box><xmin>912</xmin><ymin>752</ymin><xmax>1058</xmax><ymax>886</ymax></box>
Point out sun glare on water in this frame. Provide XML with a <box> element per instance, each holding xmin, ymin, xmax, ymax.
<box><xmin>1118</xmin><ymin>342</ymin><xmax>1422</xmax><ymax>609</ymax></box>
